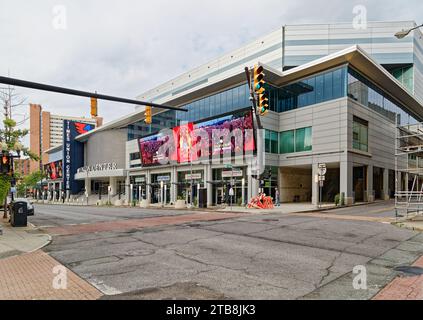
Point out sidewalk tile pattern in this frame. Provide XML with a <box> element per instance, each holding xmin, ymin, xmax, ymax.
<box><xmin>0</xmin><ymin>250</ymin><xmax>102</xmax><ymax>300</ymax></box>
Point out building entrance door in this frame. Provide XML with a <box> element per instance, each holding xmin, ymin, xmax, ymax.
<box><xmin>216</xmin><ymin>187</ymin><xmax>224</xmax><ymax>205</ymax></box>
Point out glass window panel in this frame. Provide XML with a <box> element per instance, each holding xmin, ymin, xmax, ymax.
<box><xmin>324</xmin><ymin>72</ymin><xmax>333</xmax><ymax>101</ymax></box>
<box><xmin>315</xmin><ymin>74</ymin><xmax>324</xmax><ymax>103</ymax></box>
<box><xmin>271</xmin><ymin>131</ymin><xmax>278</xmax><ymax>154</ymax></box>
<box><xmin>303</xmin><ymin>127</ymin><xmax>312</xmax><ymax>151</ymax></box>
<box><xmin>233</xmin><ymin>87</ymin><xmax>239</xmax><ymax>110</ymax></box>
<box><xmin>280</xmin><ymin>130</ymin><xmax>294</xmax><ymax>154</ymax></box>
<box><xmin>265</xmin><ymin>130</ymin><xmax>271</xmax><ymax>153</ymax></box>
<box><xmin>295</xmin><ymin>128</ymin><xmax>306</xmax><ymax>152</ymax></box>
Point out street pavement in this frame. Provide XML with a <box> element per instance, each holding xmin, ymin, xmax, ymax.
<box><xmin>22</xmin><ymin>202</ymin><xmax>423</xmax><ymax>300</ymax></box>
<box><xmin>0</xmin><ymin>218</ymin><xmax>51</xmax><ymax>259</ymax></box>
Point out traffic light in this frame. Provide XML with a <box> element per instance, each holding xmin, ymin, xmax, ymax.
<box><xmin>253</xmin><ymin>65</ymin><xmax>268</xmax><ymax>116</ymax></box>
<box><xmin>90</xmin><ymin>97</ymin><xmax>98</xmax><ymax>117</ymax></box>
<box><xmin>258</xmin><ymin>92</ymin><xmax>269</xmax><ymax>116</ymax></box>
<box><xmin>144</xmin><ymin>105</ymin><xmax>152</xmax><ymax>124</ymax></box>
<box><xmin>1</xmin><ymin>154</ymin><xmax>11</xmax><ymax>174</ymax></box>
<box><xmin>253</xmin><ymin>65</ymin><xmax>265</xmax><ymax>94</ymax></box>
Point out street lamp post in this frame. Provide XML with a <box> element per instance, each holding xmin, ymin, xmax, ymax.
<box><xmin>395</xmin><ymin>23</ymin><xmax>423</xmax><ymax>39</ymax></box>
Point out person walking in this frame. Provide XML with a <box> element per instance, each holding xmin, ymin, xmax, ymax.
<box><xmin>274</xmin><ymin>188</ymin><xmax>280</xmax><ymax>206</ymax></box>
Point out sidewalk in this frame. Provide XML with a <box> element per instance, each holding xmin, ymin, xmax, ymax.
<box><xmin>0</xmin><ymin>250</ymin><xmax>103</xmax><ymax>300</ymax></box>
<box><xmin>394</xmin><ymin>215</ymin><xmax>423</xmax><ymax>232</ymax></box>
<box><xmin>216</xmin><ymin>203</ymin><xmax>336</xmax><ymax>214</ymax></box>
<box><xmin>373</xmin><ymin>256</ymin><xmax>423</xmax><ymax>300</ymax></box>
<box><xmin>0</xmin><ymin>218</ymin><xmax>51</xmax><ymax>259</ymax></box>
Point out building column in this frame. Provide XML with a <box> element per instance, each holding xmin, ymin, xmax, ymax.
<box><xmin>312</xmin><ymin>164</ymin><xmax>319</xmax><ymax>206</ymax></box>
<box><xmin>109</xmin><ymin>177</ymin><xmax>117</xmax><ymax>196</ymax></box>
<box><xmin>125</xmin><ymin>172</ymin><xmax>130</xmax><ymax>204</ymax></box>
<box><xmin>383</xmin><ymin>168</ymin><xmax>390</xmax><ymax>200</ymax></box>
<box><xmin>366</xmin><ymin>165</ymin><xmax>374</xmax><ymax>203</ymax></box>
<box><xmin>340</xmin><ymin>160</ymin><xmax>354</xmax><ymax>205</ymax></box>
<box><xmin>146</xmin><ymin>170</ymin><xmax>151</xmax><ymax>203</ymax></box>
<box><xmin>171</xmin><ymin>166</ymin><xmax>177</xmax><ymax>204</ymax></box>
<box><xmin>84</xmin><ymin>177</ymin><xmax>91</xmax><ymax>196</ymax></box>
<box><xmin>204</xmin><ymin>165</ymin><xmax>211</xmax><ymax>207</ymax></box>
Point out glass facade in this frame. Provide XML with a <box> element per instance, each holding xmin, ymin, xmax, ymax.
<box><xmin>128</xmin><ymin>84</ymin><xmax>250</xmax><ymax>140</ymax></box>
<box><xmin>279</xmin><ymin>127</ymin><xmax>312</xmax><ymax>154</ymax></box>
<box><xmin>265</xmin><ymin>130</ymin><xmax>279</xmax><ymax>154</ymax></box>
<box><xmin>352</xmin><ymin>116</ymin><xmax>369</xmax><ymax>152</ymax></box>
<box><xmin>265</xmin><ymin>127</ymin><xmax>312</xmax><ymax>154</ymax></box>
<box><xmin>347</xmin><ymin>67</ymin><xmax>417</xmax><ymax>125</ymax></box>
<box><xmin>389</xmin><ymin>65</ymin><xmax>414</xmax><ymax>93</ymax></box>
<box><xmin>267</xmin><ymin>66</ymin><xmax>348</xmax><ymax>113</ymax></box>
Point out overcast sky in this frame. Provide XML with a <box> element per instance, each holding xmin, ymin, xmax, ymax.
<box><xmin>0</xmin><ymin>0</ymin><xmax>422</xmax><ymax>136</ymax></box>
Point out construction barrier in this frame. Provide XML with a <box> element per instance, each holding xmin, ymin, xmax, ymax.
<box><xmin>247</xmin><ymin>193</ymin><xmax>274</xmax><ymax>209</ymax></box>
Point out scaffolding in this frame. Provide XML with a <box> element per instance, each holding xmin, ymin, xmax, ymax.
<box><xmin>395</xmin><ymin>118</ymin><xmax>423</xmax><ymax>217</ymax></box>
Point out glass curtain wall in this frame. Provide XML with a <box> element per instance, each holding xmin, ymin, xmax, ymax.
<box><xmin>267</xmin><ymin>66</ymin><xmax>348</xmax><ymax>113</ymax></box>
<box><xmin>347</xmin><ymin>67</ymin><xmax>418</xmax><ymax>125</ymax></box>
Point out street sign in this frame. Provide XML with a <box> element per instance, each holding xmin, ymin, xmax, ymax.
<box><xmin>318</xmin><ymin>163</ymin><xmax>327</xmax><ymax>176</ymax></box>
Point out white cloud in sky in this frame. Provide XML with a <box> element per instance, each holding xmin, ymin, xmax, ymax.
<box><xmin>0</xmin><ymin>0</ymin><xmax>422</xmax><ymax>135</ymax></box>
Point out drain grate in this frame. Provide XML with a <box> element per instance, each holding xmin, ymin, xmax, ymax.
<box><xmin>262</xmin><ymin>219</ymin><xmax>279</xmax><ymax>222</ymax></box>
<box><xmin>394</xmin><ymin>266</ymin><xmax>423</xmax><ymax>276</ymax></box>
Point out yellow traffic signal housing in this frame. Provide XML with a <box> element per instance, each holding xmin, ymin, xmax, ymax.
<box><xmin>90</xmin><ymin>97</ymin><xmax>98</xmax><ymax>117</ymax></box>
<box><xmin>144</xmin><ymin>105</ymin><xmax>152</xmax><ymax>124</ymax></box>
<box><xmin>253</xmin><ymin>65</ymin><xmax>265</xmax><ymax>94</ymax></box>
<box><xmin>258</xmin><ymin>92</ymin><xmax>269</xmax><ymax>116</ymax></box>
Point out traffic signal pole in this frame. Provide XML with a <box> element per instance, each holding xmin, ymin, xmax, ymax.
<box><xmin>0</xmin><ymin>76</ymin><xmax>188</xmax><ymax>112</ymax></box>
<box><xmin>244</xmin><ymin>67</ymin><xmax>264</xmax><ymax>196</ymax></box>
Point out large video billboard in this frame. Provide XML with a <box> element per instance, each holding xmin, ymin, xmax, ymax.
<box><xmin>63</xmin><ymin>120</ymin><xmax>95</xmax><ymax>194</ymax></box>
<box><xmin>44</xmin><ymin>160</ymin><xmax>63</xmax><ymax>180</ymax></box>
<box><xmin>138</xmin><ymin>109</ymin><xmax>256</xmax><ymax>167</ymax></box>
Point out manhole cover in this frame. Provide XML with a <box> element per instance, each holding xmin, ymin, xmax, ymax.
<box><xmin>394</xmin><ymin>266</ymin><xmax>423</xmax><ymax>276</ymax></box>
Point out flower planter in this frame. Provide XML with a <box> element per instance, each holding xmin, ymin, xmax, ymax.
<box><xmin>175</xmin><ymin>199</ymin><xmax>186</xmax><ymax>209</ymax></box>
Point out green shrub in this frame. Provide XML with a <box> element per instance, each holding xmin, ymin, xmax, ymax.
<box><xmin>334</xmin><ymin>194</ymin><xmax>340</xmax><ymax>206</ymax></box>
<box><xmin>0</xmin><ymin>175</ymin><xmax>11</xmax><ymax>206</ymax></box>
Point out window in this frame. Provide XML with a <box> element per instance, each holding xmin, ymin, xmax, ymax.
<box><xmin>353</xmin><ymin>116</ymin><xmax>368</xmax><ymax>152</ymax></box>
<box><xmin>348</xmin><ymin>67</ymin><xmax>417</xmax><ymax>125</ymax></box>
<box><xmin>265</xmin><ymin>130</ymin><xmax>279</xmax><ymax>154</ymax></box>
<box><xmin>280</xmin><ymin>130</ymin><xmax>294</xmax><ymax>154</ymax></box>
<box><xmin>296</xmin><ymin>127</ymin><xmax>312</xmax><ymax>152</ymax></box>
<box><xmin>267</xmin><ymin>66</ymin><xmax>347</xmax><ymax>113</ymax></box>
<box><xmin>280</xmin><ymin>127</ymin><xmax>312</xmax><ymax>154</ymax></box>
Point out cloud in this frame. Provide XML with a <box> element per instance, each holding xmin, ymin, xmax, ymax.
<box><xmin>0</xmin><ymin>0</ymin><xmax>422</xmax><ymax>137</ymax></box>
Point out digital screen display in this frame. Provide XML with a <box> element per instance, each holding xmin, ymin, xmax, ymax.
<box><xmin>44</xmin><ymin>160</ymin><xmax>63</xmax><ymax>180</ymax></box>
<box><xmin>138</xmin><ymin>110</ymin><xmax>256</xmax><ymax>167</ymax></box>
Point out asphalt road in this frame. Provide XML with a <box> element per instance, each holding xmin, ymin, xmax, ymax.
<box><xmin>30</xmin><ymin>204</ymin><xmax>193</xmax><ymax>227</ymax></box>
<box><xmin>30</xmin><ymin>203</ymin><xmax>423</xmax><ymax>300</ymax></box>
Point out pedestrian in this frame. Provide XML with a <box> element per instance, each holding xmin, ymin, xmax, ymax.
<box><xmin>275</xmin><ymin>188</ymin><xmax>280</xmax><ymax>206</ymax></box>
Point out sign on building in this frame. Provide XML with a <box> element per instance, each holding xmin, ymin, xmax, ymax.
<box><xmin>62</xmin><ymin>120</ymin><xmax>95</xmax><ymax>194</ymax></box>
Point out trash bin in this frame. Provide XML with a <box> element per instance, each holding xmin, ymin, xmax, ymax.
<box><xmin>11</xmin><ymin>201</ymin><xmax>28</xmax><ymax>227</ymax></box>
